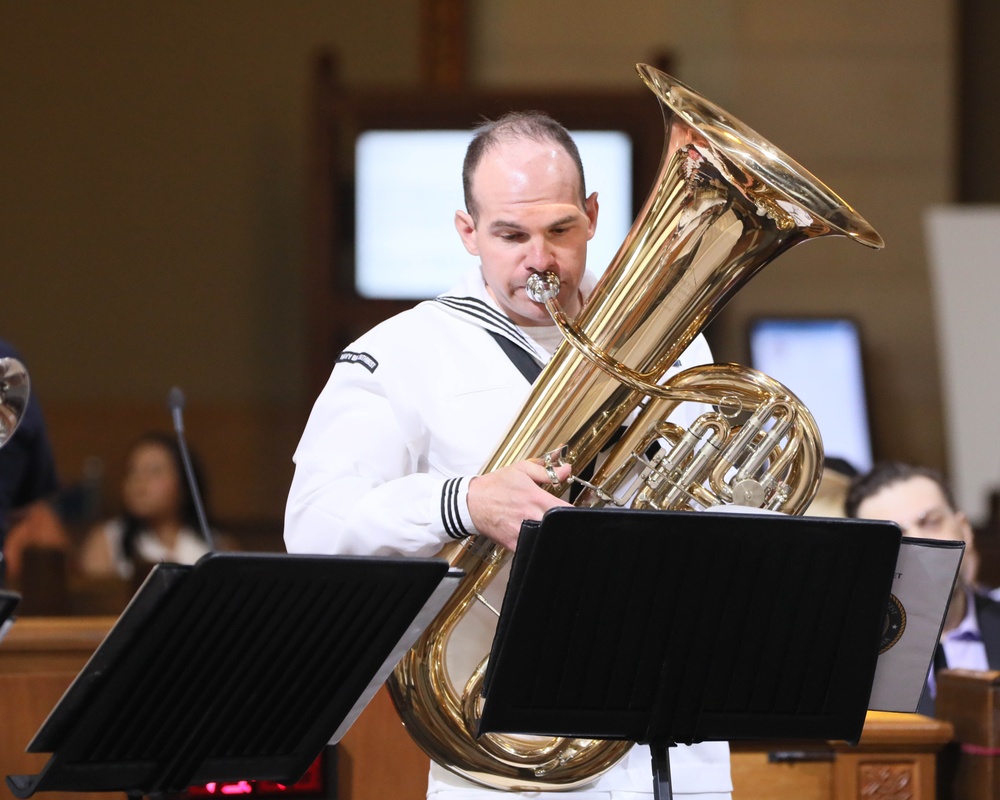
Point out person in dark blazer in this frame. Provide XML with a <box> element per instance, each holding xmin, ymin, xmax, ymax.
<box><xmin>845</xmin><ymin>461</ymin><xmax>1000</xmax><ymax>715</ymax></box>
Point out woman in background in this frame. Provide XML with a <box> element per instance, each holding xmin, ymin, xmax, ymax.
<box><xmin>80</xmin><ymin>432</ymin><xmax>217</xmax><ymax>580</ymax></box>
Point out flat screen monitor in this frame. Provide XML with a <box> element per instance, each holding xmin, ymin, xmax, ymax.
<box><xmin>749</xmin><ymin>317</ymin><xmax>873</xmax><ymax>474</ymax></box>
<box><xmin>354</xmin><ymin>129</ymin><xmax>634</xmax><ymax>300</ymax></box>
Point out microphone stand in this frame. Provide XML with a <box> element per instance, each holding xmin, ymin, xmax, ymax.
<box><xmin>167</xmin><ymin>387</ymin><xmax>215</xmax><ymax>551</ymax></box>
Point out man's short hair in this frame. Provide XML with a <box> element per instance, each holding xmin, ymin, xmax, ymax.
<box><xmin>462</xmin><ymin>111</ymin><xmax>586</xmax><ymax>223</ymax></box>
<box><xmin>844</xmin><ymin>461</ymin><xmax>957</xmax><ymax>518</ymax></box>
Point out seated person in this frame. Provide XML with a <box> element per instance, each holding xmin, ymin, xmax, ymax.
<box><xmin>80</xmin><ymin>432</ymin><xmax>220</xmax><ymax>581</ymax></box>
<box><xmin>844</xmin><ymin>461</ymin><xmax>1000</xmax><ymax>715</ymax></box>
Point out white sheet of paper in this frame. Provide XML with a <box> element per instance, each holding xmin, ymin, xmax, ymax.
<box><xmin>868</xmin><ymin>537</ymin><xmax>964</xmax><ymax>712</ymax></box>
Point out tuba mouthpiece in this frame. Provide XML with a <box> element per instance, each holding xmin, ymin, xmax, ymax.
<box><xmin>526</xmin><ymin>271</ymin><xmax>560</xmax><ymax>303</ymax></box>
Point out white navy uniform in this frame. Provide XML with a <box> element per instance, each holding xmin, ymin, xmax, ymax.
<box><xmin>284</xmin><ymin>266</ymin><xmax>731</xmax><ymax>799</ymax></box>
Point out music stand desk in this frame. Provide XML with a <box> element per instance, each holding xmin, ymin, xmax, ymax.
<box><xmin>6</xmin><ymin>552</ymin><xmax>461</xmax><ymax>799</ymax></box>
<box><xmin>480</xmin><ymin>507</ymin><xmax>902</xmax><ymax>799</ymax></box>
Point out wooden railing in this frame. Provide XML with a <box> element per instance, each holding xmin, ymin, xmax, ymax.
<box><xmin>0</xmin><ymin>617</ymin><xmax>959</xmax><ymax>800</ymax></box>
<box><xmin>0</xmin><ymin>617</ymin><xmax>116</xmax><ymax>800</ymax></box>
<box><xmin>731</xmin><ymin>712</ymin><xmax>954</xmax><ymax>800</ymax></box>
<box><xmin>936</xmin><ymin>668</ymin><xmax>1000</xmax><ymax>800</ymax></box>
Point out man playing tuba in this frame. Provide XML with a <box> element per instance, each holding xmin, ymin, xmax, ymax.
<box><xmin>284</xmin><ymin>111</ymin><xmax>730</xmax><ymax>800</ymax></box>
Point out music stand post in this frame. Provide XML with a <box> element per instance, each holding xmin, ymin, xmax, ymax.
<box><xmin>479</xmin><ymin>507</ymin><xmax>903</xmax><ymax>800</ymax></box>
<box><xmin>5</xmin><ymin>553</ymin><xmax>461</xmax><ymax>799</ymax></box>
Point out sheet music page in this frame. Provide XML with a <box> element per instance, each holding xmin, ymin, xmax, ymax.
<box><xmin>868</xmin><ymin>537</ymin><xmax>964</xmax><ymax>712</ymax></box>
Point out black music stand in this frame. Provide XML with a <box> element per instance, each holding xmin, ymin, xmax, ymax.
<box><xmin>479</xmin><ymin>507</ymin><xmax>903</xmax><ymax>800</ymax></box>
<box><xmin>6</xmin><ymin>552</ymin><xmax>461</xmax><ymax>799</ymax></box>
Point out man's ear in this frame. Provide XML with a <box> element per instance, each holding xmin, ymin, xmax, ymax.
<box><xmin>455</xmin><ymin>210</ymin><xmax>479</xmax><ymax>256</ymax></box>
<box><xmin>584</xmin><ymin>191</ymin><xmax>599</xmax><ymax>241</ymax></box>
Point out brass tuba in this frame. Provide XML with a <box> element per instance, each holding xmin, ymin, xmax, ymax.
<box><xmin>388</xmin><ymin>63</ymin><xmax>883</xmax><ymax>791</ymax></box>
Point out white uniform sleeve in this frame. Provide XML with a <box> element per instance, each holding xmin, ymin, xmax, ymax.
<box><xmin>284</xmin><ymin>358</ymin><xmax>475</xmax><ymax>559</ymax></box>
<box><xmin>681</xmin><ymin>333</ymin><xmax>713</xmax><ymax>376</ymax></box>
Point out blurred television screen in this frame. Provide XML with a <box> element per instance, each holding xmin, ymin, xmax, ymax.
<box><xmin>749</xmin><ymin>317</ymin><xmax>873</xmax><ymax>474</ymax></box>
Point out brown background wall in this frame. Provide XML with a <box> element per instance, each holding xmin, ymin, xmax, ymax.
<box><xmin>2</xmin><ymin>1</ymin><xmax>426</xmax><ymax>531</ymax></box>
<box><xmin>1</xmin><ymin>1</ymin><xmax>979</xmax><ymax>540</ymax></box>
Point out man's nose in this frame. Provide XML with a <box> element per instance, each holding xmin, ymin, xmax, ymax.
<box><xmin>524</xmin><ymin>238</ymin><xmax>555</xmax><ymax>270</ymax></box>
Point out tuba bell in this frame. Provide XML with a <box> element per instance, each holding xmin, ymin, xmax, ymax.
<box><xmin>388</xmin><ymin>63</ymin><xmax>883</xmax><ymax>791</ymax></box>
<box><xmin>0</xmin><ymin>357</ymin><xmax>30</xmax><ymax>451</ymax></box>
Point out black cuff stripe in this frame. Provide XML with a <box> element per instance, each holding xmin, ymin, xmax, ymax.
<box><xmin>442</xmin><ymin>478</ymin><xmax>471</xmax><ymax>540</ymax></box>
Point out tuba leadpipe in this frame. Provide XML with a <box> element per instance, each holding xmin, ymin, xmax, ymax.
<box><xmin>388</xmin><ymin>63</ymin><xmax>883</xmax><ymax>791</ymax></box>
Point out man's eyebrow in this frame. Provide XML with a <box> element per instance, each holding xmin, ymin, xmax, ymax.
<box><xmin>547</xmin><ymin>215</ymin><xmax>579</xmax><ymax>228</ymax></box>
<box><xmin>489</xmin><ymin>215</ymin><xmax>579</xmax><ymax>231</ymax></box>
<box><xmin>489</xmin><ymin>219</ymin><xmax>527</xmax><ymax>232</ymax></box>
